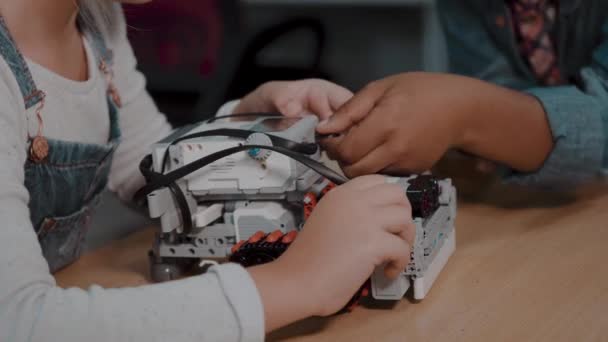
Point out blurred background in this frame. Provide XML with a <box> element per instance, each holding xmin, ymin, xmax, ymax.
<box><xmin>87</xmin><ymin>0</ymin><xmax>448</xmax><ymax>249</ymax></box>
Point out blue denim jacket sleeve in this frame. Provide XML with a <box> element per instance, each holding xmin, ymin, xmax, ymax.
<box><xmin>438</xmin><ymin>1</ymin><xmax>608</xmax><ymax>187</ymax></box>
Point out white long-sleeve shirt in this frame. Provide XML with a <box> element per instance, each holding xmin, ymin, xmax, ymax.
<box><xmin>0</xmin><ymin>9</ymin><xmax>263</xmax><ymax>342</ymax></box>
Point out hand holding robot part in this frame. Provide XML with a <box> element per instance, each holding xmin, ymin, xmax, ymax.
<box><xmin>317</xmin><ymin>73</ymin><xmax>475</xmax><ymax>178</ymax></box>
<box><xmin>318</xmin><ymin>72</ymin><xmax>553</xmax><ymax>176</ymax></box>
<box><xmin>234</xmin><ymin>79</ymin><xmax>354</xmax><ymax>119</ymax></box>
<box><xmin>250</xmin><ymin>175</ymin><xmax>415</xmax><ymax>323</ymax></box>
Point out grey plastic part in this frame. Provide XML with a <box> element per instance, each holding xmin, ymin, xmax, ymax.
<box><xmin>148</xmin><ymin>251</ymin><xmax>188</xmax><ymax>282</ymax></box>
<box><xmin>154</xmin><ymin>223</ymin><xmax>236</xmax><ymax>259</ymax></box>
<box><xmin>438</xmin><ymin>179</ymin><xmax>452</xmax><ymax>205</ymax></box>
<box><xmin>147</xmin><ymin>181</ymin><xmax>197</xmax><ymax>234</ymax></box>
<box><xmin>235</xmin><ymin>204</ymin><xmax>296</xmax><ymax>240</ymax></box>
<box><xmin>407</xmin><ymin>201</ymin><xmax>453</xmax><ymax>276</ymax></box>
<box><xmin>147</xmin><ymin>188</ymin><xmax>172</xmax><ymax>218</ymax></box>
<box><xmin>371</xmin><ymin>178</ymin><xmax>457</xmax><ymax>301</ymax></box>
<box><xmin>412</xmin><ymin>228</ymin><xmax>456</xmax><ymax>300</ymax></box>
<box><xmin>371</xmin><ymin>268</ymin><xmax>411</xmax><ymax>301</ymax></box>
<box><xmin>296</xmin><ymin>168</ymin><xmax>325</xmax><ymax>192</ymax></box>
<box><xmin>150</xmin><ymin>262</ymin><xmax>183</xmax><ymax>282</ymax></box>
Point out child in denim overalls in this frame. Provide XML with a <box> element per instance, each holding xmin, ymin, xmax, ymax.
<box><xmin>0</xmin><ymin>1</ymin><xmax>415</xmax><ymax>340</ymax></box>
<box><xmin>318</xmin><ymin>0</ymin><xmax>608</xmax><ymax>188</ymax></box>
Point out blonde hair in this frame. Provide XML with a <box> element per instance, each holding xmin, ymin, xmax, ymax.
<box><xmin>77</xmin><ymin>0</ymin><xmax>117</xmax><ymax>36</ymax></box>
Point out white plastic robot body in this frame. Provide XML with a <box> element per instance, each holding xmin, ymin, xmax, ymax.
<box><xmin>145</xmin><ymin>115</ymin><xmax>457</xmax><ymax>302</ymax></box>
<box><xmin>151</xmin><ymin>116</ymin><xmax>320</xmax><ymax>197</ymax></box>
<box><xmin>146</xmin><ymin>115</ymin><xmax>322</xmax><ymax>263</ymax></box>
<box><xmin>176</xmin><ymin>140</ymin><xmax>298</xmax><ymax>195</ymax></box>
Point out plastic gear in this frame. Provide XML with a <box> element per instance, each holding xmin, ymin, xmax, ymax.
<box><xmin>245</xmin><ymin>133</ymin><xmax>273</xmax><ymax>161</ymax></box>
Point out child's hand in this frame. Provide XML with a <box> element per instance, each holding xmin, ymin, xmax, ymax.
<box><xmin>282</xmin><ymin>175</ymin><xmax>415</xmax><ymax>314</ymax></box>
<box><xmin>317</xmin><ymin>72</ymin><xmax>552</xmax><ymax>177</ymax></box>
<box><xmin>234</xmin><ymin>79</ymin><xmax>353</xmax><ymax>119</ymax></box>
<box><xmin>317</xmin><ymin>72</ymin><xmax>472</xmax><ymax>177</ymax></box>
<box><xmin>249</xmin><ymin>175</ymin><xmax>415</xmax><ymax>331</ymax></box>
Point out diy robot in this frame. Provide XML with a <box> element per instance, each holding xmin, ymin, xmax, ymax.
<box><xmin>137</xmin><ymin>114</ymin><xmax>457</xmax><ymax>305</ymax></box>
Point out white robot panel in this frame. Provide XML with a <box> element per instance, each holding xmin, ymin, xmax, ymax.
<box><xmin>150</xmin><ymin>115</ymin><xmax>322</xmax><ymax>197</ymax></box>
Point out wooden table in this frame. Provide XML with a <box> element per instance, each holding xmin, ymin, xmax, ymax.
<box><xmin>56</xmin><ymin>180</ymin><xmax>608</xmax><ymax>341</ymax></box>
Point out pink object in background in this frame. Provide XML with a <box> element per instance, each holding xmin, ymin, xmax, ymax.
<box><xmin>508</xmin><ymin>0</ymin><xmax>562</xmax><ymax>85</ymax></box>
<box><xmin>124</xmin><ymin>0</ymin><xmax>223</xmax><ymax>77</ymax></box>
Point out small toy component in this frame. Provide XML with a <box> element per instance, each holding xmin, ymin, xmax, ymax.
<box><xmin>229</xmin><ymin>230</ymin><xmax>295</xmax><ymax>267</ymax></box>
<box><xmin>406</xmin><ymin>175</ymin><xmax>440</xmax><ymax>219</ymax></box>
<box><xmin>138</xmin><ymin>114</ymin><xmax>457</xmax><ymax>306</ymax></box>
<box><xmin>302</xmin><ymin>192</ymin><xmax>318</xmax><ymax>219</ymax></box>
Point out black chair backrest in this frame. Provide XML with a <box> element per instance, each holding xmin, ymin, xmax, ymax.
<box><xmin>222</xmin><ymin>17</ymin><xmax>329</xmax><ymax>101</ymax></box>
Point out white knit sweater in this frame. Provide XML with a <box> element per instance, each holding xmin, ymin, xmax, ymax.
<box><xmin>0</xmin><ymin>9</ymin><xmax>263</xmax><ymax>342</ymax></box>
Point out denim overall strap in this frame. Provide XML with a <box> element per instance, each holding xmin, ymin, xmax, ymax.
<box><xmin>83</xmin><ymin>23</ymin><xmax>121</xmax><ymax>142</ymax></box>
<box><xmin>0</xmin><ymin>17</ymin><xmax>45</xmax><ymax>109</ymax></box>
<box><xmin>83</xmin><ymin>24</ymin><xmax>115</xmax><ymax>68</ymax></box>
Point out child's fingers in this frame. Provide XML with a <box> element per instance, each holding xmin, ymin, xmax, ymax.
<box><xmin>475</xmin><ymin>159</ymin><xmax>497</xmax><ymax>173</ymax></box>
<box><xmin>280</xmin><ymin>100</ymin><xmax>304</xmax><ymax>117</ymax></box>
<box><xmin>317</xmin><ymin>81</ymin><xmax>385</xmax><ymax>134</ymax></box>
<box><xmin>403</xmin><ymin>219</ymin><xmax>416</xmax><ymax>247</ymax></box>
<box><xmin>307</xmin><ymin>87</ymin><xmax>333</xmax><ymax>119</ymax></box>
<box><xmin>376</xmin><ymin>205</ymin><xmax>413</xmax><ymax>238</ymax></box>
<box><xmin>327</xmin><ymin>84</ymin><xmax>354</xmax><ymax>112</ymax></box>
<box><xmin>327</xmin><ymin>113</ymin><xmax>388</xmax><ymax>166</ymax></box>
<box><xmin>319</xmin><ymin>134</ymin><xmax>347</xmax><ymax>162</ymax></box>
<box><xmin>363</xmin><ymin>184</ymin><xmax>409</xmax><ymax>207</ymax></box>
<box><xmin>344</xmin><ymin>174</ymin><xmax>388</xmax><ymax>191</ymax></box>
<box><xmin>377</xmin><ymin>234</ymin><xmax>411</xmax><ymax>280</ymax></box>
<box><xmin>341</xmin><ymin>144</ymin><xmax>394</xmax><ymax>178</ymax></box>
<box><xmin>372</xmin><ymin>204</ymin><xmax>416</xmax><ymax>247</ymax></box>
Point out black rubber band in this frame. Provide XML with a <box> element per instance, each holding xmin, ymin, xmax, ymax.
<box><xmin>168</xmin><ymin>182</ymin><xmax>193</xmax><ymax>235</ymax></box>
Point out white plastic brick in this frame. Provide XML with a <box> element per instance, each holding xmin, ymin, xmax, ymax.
<box><xmin>371</xmin><ymin>267</ymin><xmax>411</xmax><ymax>300</ymax></box>
<box><xmin>194</xmin><ymin>204</ymin><xmax>225</xmax><ymax>228</ymax></box>
<box><xmin>413</xmin><ymin>228</ymin><xmax>456</xmax><ymax>300</ymax></box>
<box><xmin>147</xmin><ymin>188</ymin><xmax>172</xmax><ymax>218</ymax></box>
